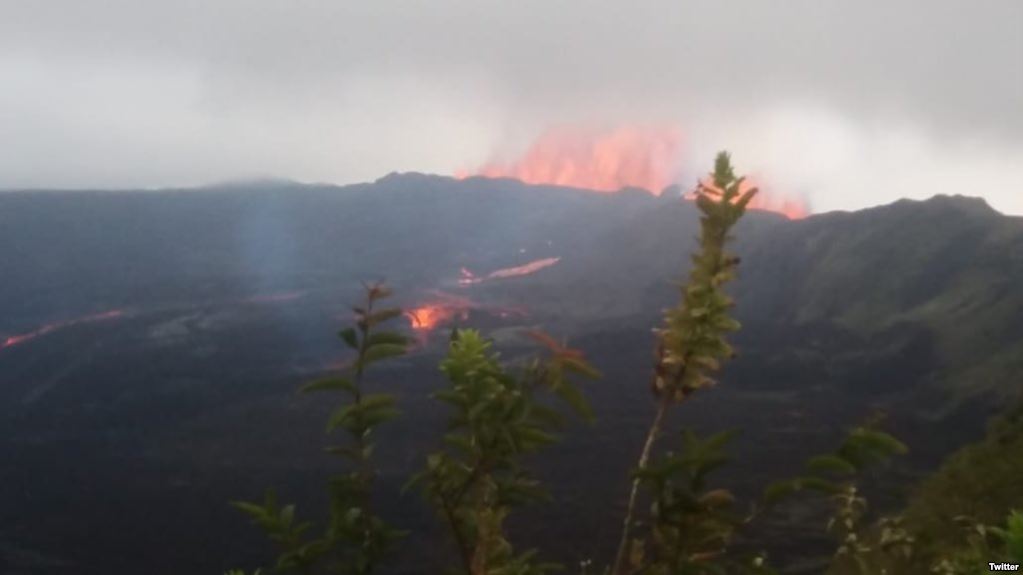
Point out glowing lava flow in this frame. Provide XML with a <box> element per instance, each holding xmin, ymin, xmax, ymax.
<box><xmin>405</xmin><ymin>305</ymin><xmax>464</xmax><ymax>332</ymax></box>
<box><xmin>459</xmin><ymin>257</ymin><xmax>561</xmax><ymax>286</ymax></box>
<box><xmin>460</xmin><ymin>125</ymin><xmax>810</xmax><ymax>219</ymax></box>
<box><xmin>405</xmin><ymin>293</ymin><xmax>473</xmax><ymax>332</ymax></box>
<box><xmin>403</xmin><ymin>292</ymin><xmax>526</xmax><ymax>335</ymax></box>
<box><xmin>404</xmin><ymin>257</ymin><xmax>558</xmax><ymax>334</ymax></box>
<box><xmin>1</xmin><ymin>309</ymin><xmax>126</xmax><ymax>350</ymax></box>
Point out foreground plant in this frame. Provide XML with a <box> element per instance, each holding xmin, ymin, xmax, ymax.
<box><xmin>227</xmin><ymin>152</ymin><xmax>944</xmax><ymax>575</ymax></box>
<box><xmin>761</xmin><ymin>418</ymin><xmax>910</xmax><ymax>574</ymax></box>
<box><xmin>409</xmin><ymin>329</ymin><xmax>600</xmax><ymax>575</ymax></box>
<box><xmin>611</xmin><ymin>151</ymin><xmax>758</xmax><ymax>575</ymax></box>
<box><xmin>234</xmin><ymin>282</ymin><xmax>410</xmax><ymax>574</ymax></box>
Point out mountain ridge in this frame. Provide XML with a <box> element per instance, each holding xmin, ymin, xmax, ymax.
<box><xmin>1</xmin><ymin>174</ymin><xmax>1021</xmax><ymax>574</ymax></box>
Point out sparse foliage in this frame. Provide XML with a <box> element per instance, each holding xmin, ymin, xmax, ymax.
<box><xmin>408</xmin><ymin>329</ymin><xmax>599</xmax><ymax>575</ymax></box>
<box><xmin>234</xmin><ymin>282</ymin><xmax>410</xmax><ymax>574</ymax></box>
<box><xmin>230</xmin><ymin>152</ymin><xmax>1015</xmax><ymax>575</ymax></box>
<box><xmin>611</xmin><ymin>152</ymin><xmax>758</xmax><ymax>575</ymax></box>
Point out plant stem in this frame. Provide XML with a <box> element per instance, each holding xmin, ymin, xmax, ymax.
<box><xmin>441</xmin><ymin>496</ymin><xmax>475</xmax><ymax>575</ymax></box>
<box><xmin>611</xmin><ymin>392</ymin><xmax>673</xmax><ymax>575</ymax></box>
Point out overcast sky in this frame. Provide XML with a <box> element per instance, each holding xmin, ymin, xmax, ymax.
<box><xmin>2</xmin><ymin>0</ymin><xmax>1021</xmax><ymax>214</ymax></box>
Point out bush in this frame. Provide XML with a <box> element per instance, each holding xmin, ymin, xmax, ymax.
<box><xmin>230</xmin><ymin>153</ymin><xmax>970</xmax><ymax>575</ymax></box>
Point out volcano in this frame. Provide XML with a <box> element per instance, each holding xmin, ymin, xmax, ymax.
<box><xmin>0</xmin><ymin>174</ymin><xmax>1019</xmax><ymax>575</ymax></box>
<box><xmin>460</xmin><ymin>125</ymin><xmax>810</xmax><ymax>219</ymax></box>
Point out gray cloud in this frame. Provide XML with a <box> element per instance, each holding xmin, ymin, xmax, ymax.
<box><xmin>1</xmin><ymin>0</ymin><xmax>1021</xmax><ymax>213</ymax></box>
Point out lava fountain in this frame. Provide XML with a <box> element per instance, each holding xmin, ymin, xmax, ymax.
<box><xmin>462</xmin><ymin>125</ymin><xmax>682</xmax><ymax>194</ymax></box>
<box><xmin>460</xmin><ymin>124</ymin><xmax>809</xmax><ymax>219</ymax></box>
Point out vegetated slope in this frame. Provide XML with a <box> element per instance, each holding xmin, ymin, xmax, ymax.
<box><xmin>488</xmin><ymin>188</ymin><xmax>1023</xmax><ymax>414</ymax></box>
<box><xmin>734</xmin><ymin>196</ymin><xmax>1023</xmax><ymax>411</ymax></box>
<box><xmin>904</xmin><ymin>404</ymin><xmax>1023</xmax><ymax>562</ymax></box>
<box><xmin>826</xmin><ymin>403</ymin><xmax>1023</xmax><ymax>574</ymax></box>
<box><xmin>3</xmin><ymin>176</ymin><xmax>1020</xmax><ymax>413</ymax></box>
<box><xmin>2</xmin><ymin>174</ymin><xmax>1022</xmax><ymax>574</ymax></box>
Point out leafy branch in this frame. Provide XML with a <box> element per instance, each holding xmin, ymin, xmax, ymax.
<box><xmin>233</xmin><ymin>282</ymin><xmax>410</xmax><ymax>574</ymax></box>
<box><xmin>611</xmin><ymin>152</ymin><xmax>757</xmax><ymax>575</ymax></box>
<box><xmin>409</xmin><ymin>329</ymin><xmax>599</xmax><ymax>575</ymax></box>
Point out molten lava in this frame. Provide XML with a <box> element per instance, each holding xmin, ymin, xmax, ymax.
<box><xmin>1</xmin><ymin>309</ymin><xmax>126</xmax><ymax>350</ymax></box>
<box><xmin>403</xmin><ymin>292</ymin><xmax>526</xmax><ymax>335</ymax></box>
<box><xmin>463</xmin><ymin>126</ymin><xmax>682</xmax><ymax>193</ymax></box>
<box><xmin>406</xmin><ymin>305</ymin><xmax>460</xmax><ymax>331</ymax></box>
<box><xmin>405</xmin><ymin>292</ymin><xmax>474</xmax><ymax>332</ymax></box>
<box><xmin>460</xmin><ymin>124</ymin><xmax>810</xmax><ymax>219</ymax></box>
<box><xmin>459</xmin><ymin>257</ymin><xmax>561</xmax><ymax>286</ymax></box>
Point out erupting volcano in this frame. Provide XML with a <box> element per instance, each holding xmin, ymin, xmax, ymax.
<box><xmin>463</xmin><ymin>126</ymin><xmax>682</xmax><ymax>194</ymax></box>
<box><xmin>460</xmin><ymin>125</ymin><xmax>809</xmax><ymax>219</ymax></box>
<box><xmin>1</xmin><ymin>309</ymin><xmax>126</xmax><ymax>350</ymax></box>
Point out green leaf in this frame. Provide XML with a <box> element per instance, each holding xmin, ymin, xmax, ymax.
<box><xmin>805</xmin><ymin>454</ymin><xmax>857</xmax><ymax>476</ymax></box>
<box><xmin>360</xmin><ymin>393</ymin><xmax>397</xmax><ymax>411</ymax></box>
<box><xmin>359</xmin><ymin>393</ymin><xmax>401</xmax><ymax>427</ymax></box>
<box><xmin>366</xmin><ymin>331</ymin><xmax>410</xmax><ymax>348</ymax></box>
<box><xmin>699</xmin><ymin>488</ymin><xmax>736</xmax><ymax>509</ymax></box>
<box><xmin>849</xmin><ymin>428</ymin><xmax>909</xmax><ymax>456</ymax></box>
<box><xmin>517</xmin><ymin>426</ymin><xmax>557</xmax><ymax>449</ymax></box>
<box><xmin>362</xmin><ymin>343</ymin><xmax>407</xmax><ymax>366</ymax></box>
<box><xmin>326</xmin><ymin>404</ymin><xmax>358</xmax><ymax>432</ymax></box>
<box><xmin>279</xmin><ymin>504</ymin><xmax>295</xmax><ymax>527</ymax></box>
<box><xmin>561</xmin><ymin>356</ymin><xmax>602</xmax><ymax>380</ymax></box>
<box><xmin>553</xmin><ymin>381</ymin><xmax>595</xmax><ymax>423</ymax></box>
<box><xmin>361</xmin><ymin>407</ymin><xmax>400</xmax><ymax>427</ymax></box>
<box><xmin>799</xmin><ymin>476</ymin><xmax>841</xmax><ymax>494</ymax></box>
<box><xmin>338</xmin><ymin>327</ymin><xmax>358</xmax><ymax>349</ymax></box>
<box><xmin>762</xmin><ymin>476</ymin><xmax>840</xmax><ymax>502</ymax></box>
<box><xmin>231</xmin><ymin>500</ymin><xmax>269</xmax><ymax>520</ymax></box>
<box><xmin>735</xmin><ymin>187</ymin><xmax>758</xmax><ymax>211</ymax></box>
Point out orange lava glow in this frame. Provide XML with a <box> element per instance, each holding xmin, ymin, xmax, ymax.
<box><xmin>405</xmin><ymin>305</ymin><xmax>458</xmax><ymax>331</ymax></box>
<box><xmin>462</xmin><ymin>126</ymin><xmax>683</xmax><ymax>194</ymax></box>
<box><xmin>747</xmin><ymin>193</ymin><xmax>809</xmax><ymax>220</ymax></box>
<box><xmin>1</xmin><ymin>309</ymin><xmax>126</xmax><ymax>350</ymax></box>
<box><xmin>460</xmin><ymin>124</ymin><xmax>810</xmax><ymax>219</ymax></box>
<box><xmin>403</xmin><ymin>292</ymin><xmax>525</xmax><ymax>335</ymax></box>
<box><xmin>405</xmin><ymin>293</ymin><xmax>474</xmax><ymax>332</ymax></box>
<box><xmin>459</xmin><ymin>257</ymin><xmax>561</xmax><ymax>285</ymax></box>
<box><xmin>692</xmin><ymin>177</ymin><xmax>809</xmax><ymax>220</ymax></box>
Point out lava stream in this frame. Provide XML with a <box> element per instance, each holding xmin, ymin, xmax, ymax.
<box><xmin>1</xmin><ymin>309</ymin><xmax>126</xmax><ymax>350</ymax></box>
<box><xmin>459</xmin><ymin>257</ymin><xmax>561</xmax><ymax>286</ymax></box>
<box><xmin>404</xmin><ymin>292</ymin><xmax>525</xmax><ymax>335</ymax></box>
